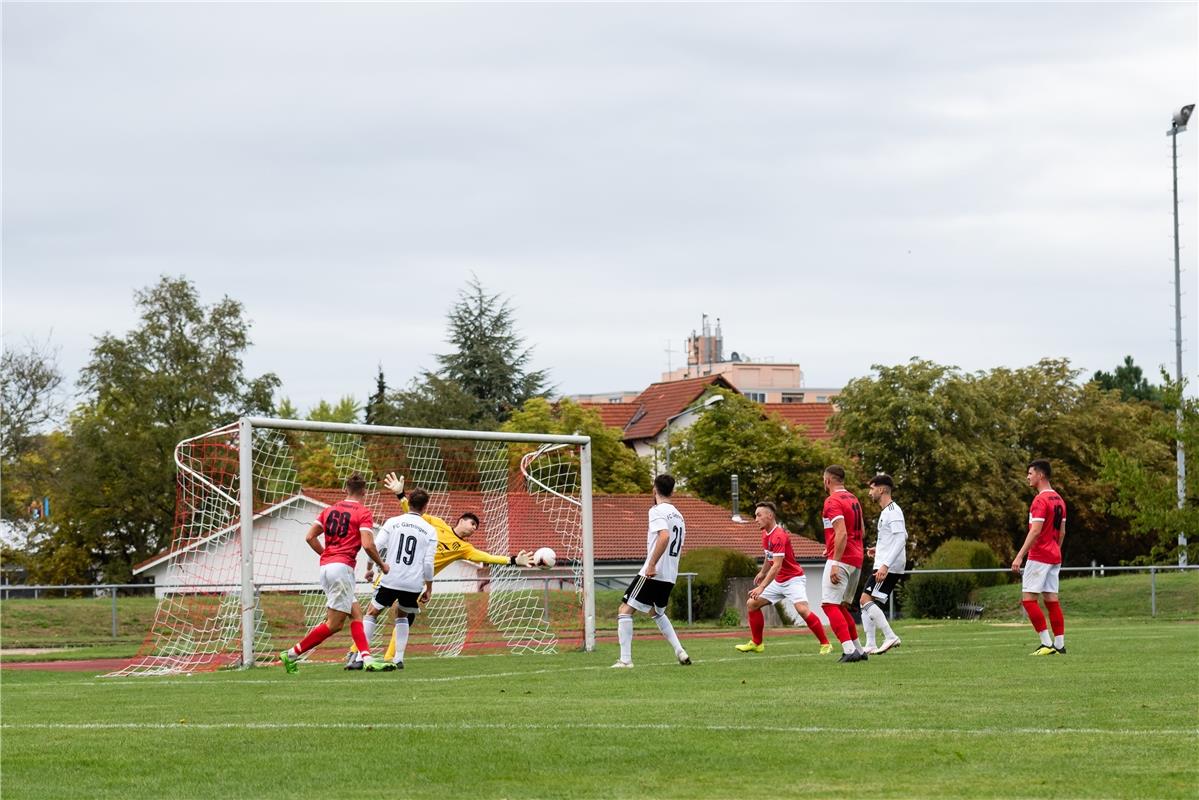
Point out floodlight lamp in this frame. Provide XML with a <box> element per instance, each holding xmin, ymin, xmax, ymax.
<box><xmin>1174</xmin><ymin>104</ymin><xmax>1195</xmax><ymax>128</ymax></box>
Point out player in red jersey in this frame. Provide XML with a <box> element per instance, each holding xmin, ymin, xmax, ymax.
<box><xmin>1012</xmin><ymin>459</ymin><xmax>1068</xmax><ymax>656</ymax></box>
<box><xmin>279</xmin><ymin>473</ymin><xmax>388</xmax><ymax>673</ymax></box>
<box><xmin>734</xmin><ymin>501</ymin><xmax>831</xmax><ymax>654</ymax></box>
<box><xmin>820</xmin><ymin>465</ymin><xmax>868</xmax><ymax>663</ymax></box>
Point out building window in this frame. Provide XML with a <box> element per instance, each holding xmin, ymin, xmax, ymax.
<box><xmin>782</xmin><ymin>393</ymin><xmax>805</xmax><ymax>404</ymax></box>
<box><xmin>744</xmin><ymin>391</ymin><xmax>766</xmax><ymax>403</ymax></box>
<box><xmin>816</xmin><ymin>395</ymin><xmax>827</xmax><ymax>403</ymax></box>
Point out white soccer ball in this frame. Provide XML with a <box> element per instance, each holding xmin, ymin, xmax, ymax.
<box><xmin>533</xmin><ymin>547</ymin><xmax>556</xmax><ymax>569</ymax></box>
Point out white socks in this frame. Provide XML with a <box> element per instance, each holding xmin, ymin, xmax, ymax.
<box><xmin>652</xmin><ymin>613</ymin><xmax>683</xmax><ymax>654</ymax></box>
<box><xmin>863</xmin><ymin>601</ymin><xmax>895</xmax><ymax>643</ymax></box>
<box><xmin>617</xmin><ymin>615</ymin><xmax>633</xmax><ymax>663</ymax></box>
<box><xmin>394</xmin><ymin>617</ymin><xmax>410</xmax><ymax>663</ymax></box>
<box><xmin>1053</xmin><ymin>634</ymin><xmax>1064</xmax><ymax>649</ymax></box>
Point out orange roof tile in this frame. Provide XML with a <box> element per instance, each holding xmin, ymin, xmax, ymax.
<box><xmin>621</xmin><ymin>374</ymin><xmax>737</xmax><ymax>441</ymax></box>
<box><xmin>577</xmin><ymin>402</ymin><xmax>639</xmax><ymax>430</ymax></box>
<box><xmin>761</xmin><ymin>403</ymin><xmax>837</xmax><ymax>440</ymax></box>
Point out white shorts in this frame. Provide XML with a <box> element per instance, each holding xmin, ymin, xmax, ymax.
<box><xmin>760</xmin><ymin>575</ymin><xmax>809</xmax><ymax>607</ymax></box>
<box><xmin>821</xmin><ymin>560</ymin><xmax>862</xmax><ymax>605</ymax></box>
<box><xmin>1022</xmin><ymin>560</ymin><xmax>1060</xmax><ymax>594</ymax></box>
<box><xmin>320</xmin><ymin>562</ymin><xmax>357</xmax><ymax>613</ymax></box>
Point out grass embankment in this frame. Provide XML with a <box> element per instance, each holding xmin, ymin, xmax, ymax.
<box><xmin>970</xmin><ymin>570</ymin><xmax>1198</xmax><ymax>620</ymax></box>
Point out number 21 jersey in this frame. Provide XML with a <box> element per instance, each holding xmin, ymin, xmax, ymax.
<box><xmin>644</xmin><ymin>502</ymin><xmax>685</xmax><ymax>583</ymax></box>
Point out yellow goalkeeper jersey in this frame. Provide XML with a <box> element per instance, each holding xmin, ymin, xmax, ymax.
<box><xmin>397</xmin><ymin>497</ymin><xmax>509</xmax><ymax>573</ymax></box>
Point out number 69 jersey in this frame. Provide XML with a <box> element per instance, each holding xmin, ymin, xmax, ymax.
<box><xmin>643</xmin><ymin>502</ymin><xmax>685</xmax><ymax>584</ymax></box>
<box><xmin>374</xmin><ymin>512</ymin><xmax>438</xmax><ymax>593</ymax></box>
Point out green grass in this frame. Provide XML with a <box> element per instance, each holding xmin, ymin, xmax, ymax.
<box><xmin>971</xmin><ymin>570</ymin><xmax>1199</xmax><ymax>620</ymax></box>
<box><xmin>2</xmin><ymin>619</ymin><xmax>1196</xmax><ymax>799</ymax></box>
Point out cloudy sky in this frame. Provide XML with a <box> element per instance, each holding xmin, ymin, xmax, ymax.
<box><xmin>4</xmin><ymin>2</ymin><xmax>1197</xmax><ymax>414</ymax></box>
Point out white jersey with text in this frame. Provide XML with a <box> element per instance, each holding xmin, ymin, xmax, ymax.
<box><xmin>642</xmin><ymin>501</ymin><xmax>685</xmax><ymax>584</ymax></box>
<box><xmin>874</xmin><ymin>501</ymin><xmax>907</xmax><ymax>574</ymax></box>
<box><xmin>374</xmin><ymin>512</ymin><xmax>437</xmax><ymax>593</ymax></box>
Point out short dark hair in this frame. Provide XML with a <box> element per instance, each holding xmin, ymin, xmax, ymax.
<box><xmin>457</xmin><ymin>512</ymin><xmax>480</xmax><ymax>527</ymax></box>
<box><xmin>345</xmin><ymin>472</ymin><xmax>367</xmax><ymax>495</ymax></box>
<box><xmin>753</xmin><ymin>501</ymin><xmax>778</xmax><ymax>517</ymax></box>
<box><xmin>654</xmin><ymin>474</ymin><xmax>676</xmax><ymax>497</ymax></box>
<box><xmin>823</xmin><ymin>465</ymin><xmax>846</xmax><ymax>483</ymax></box>
<box><xmin>408</xmin><ymin>488</ymin><xmax>430</xmax><ymax>513</ymax></box>
<box><xmin>868</xmin><ymin>473</ymin><xmax>894</xmax><ymax>490</ymax></box>
<box><xmin>1028</xmin><ymin>459</ymin><xmax>1052</xmax><ymax>479</ymax></box>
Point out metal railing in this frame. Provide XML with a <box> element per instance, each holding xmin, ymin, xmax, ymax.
<box><xmin>0</xmin><ymin>572</ymin><xmax>703</xmax><ymax>642</ymax></box>
<box><xmin>900</xmin><ymin>564</ymin><xmax>1199</xmax><ymax>617</ymax></box>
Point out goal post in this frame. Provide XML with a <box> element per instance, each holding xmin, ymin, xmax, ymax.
<box><xmin>107</xmin><ymin>417</ymin><xmax>594</xmax><ymax>677</ymax></box>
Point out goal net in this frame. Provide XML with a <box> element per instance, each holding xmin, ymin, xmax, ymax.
<box><xmin>105</xmin><ymin>418</ymin><xmax>594</xmax><ymax>677</ymax></box>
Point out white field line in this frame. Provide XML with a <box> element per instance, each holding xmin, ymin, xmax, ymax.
<box><xmin>2</xmin><ymin>720</ymin><xmax>1195</xmax><ymax>738</ymax></box>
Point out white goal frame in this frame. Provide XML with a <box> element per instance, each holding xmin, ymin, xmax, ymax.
<box><xmin>233</xmin><ymin>417</ymin><xmax>595</xmax><ymax>667</ymax></box>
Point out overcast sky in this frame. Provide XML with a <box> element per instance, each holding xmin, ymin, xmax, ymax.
<box><xmin>4</xmin><ymin>2</ymin><xmax>1197</xmax><ymax>415</ymax></box>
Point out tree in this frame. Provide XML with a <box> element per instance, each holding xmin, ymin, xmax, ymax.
<box><xmin>0</xmin><ymin>337</ymin><xmax>64</xmax><ymax>463</ymax></box>
<box><xmin>1092</xmin><ymin>356</ymin><xmax>1163</xmax><ymax>404</ymax></box>
<box><xmin>364</xmin><ymin>365</ymin><xmax>388</xmax><ymax>425</ymax></box>
<box><xmin>502</xmin><ymin>397</ymin><xmax>651</xmax><ymax>494</ymax></box>
<box><xmin>672</xmin><ymin>389</ymin><xmax>854</xmax><ymax>538</ymax></box>
<box><xmin>275</xmin><ymin>395</ymin><xmax>363</xmax><ymax>489</ymax></box>
<box><xmin>30</xmin><ymin>276</ymin><xmax>278</xmax><ymax>583</ymax></box>
<box><xmin>378</xmin><ymin>276</ymin><xmax>552</xmax><ymax>430</ymax></box>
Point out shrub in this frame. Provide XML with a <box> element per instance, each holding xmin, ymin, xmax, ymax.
<box><xmin>906</xmin><ymin>538</ymin><xmax>1004</xmax><ymax>619</ymax></box>
<box><xmin>669</xmin><ymin>548</ymin><xmax>758</xmax><ymax>621</ymax></box>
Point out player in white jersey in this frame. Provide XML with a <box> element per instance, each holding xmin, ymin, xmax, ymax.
<box><xmin>612</xmin><ymin>474</ymin><xmax>692</xmax><ymax>669</ymax></box>
<box><xmin>363</xmin><ymin>487</ymin><xmax>438</xmax><ymax>672</ymax></box>
<box><xmin>859</xmin><ymin>474</ymin><xmax>905</xmax><ymax>654</ymax></box>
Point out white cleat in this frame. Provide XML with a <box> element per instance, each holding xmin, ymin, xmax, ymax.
<box><xmin>610</xmin><ymin>660</ymin><xmax>634</xmax><ymax>669</ymax></box>
<box><xmin>876</xmin><ymin>636</ymin><xmax>901</xmax><ymax>654</ymax></box>
<box><xmin>676</xmin><ymin>649</ymin><xmax>692</xmax><ymax>666</ymax></box>
<box><xmin>862</xmin><ymin>645</ymin><xmax>878</xmax><ymax>655</ymax></box>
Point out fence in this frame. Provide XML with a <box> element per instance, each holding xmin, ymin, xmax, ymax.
<box><xmin>899</xmin><ymin>564</ymin><xmax>1199</xmax><ymax>618</ymax></box>
<box><xmin>0</xmin><ymin>573</ymin><xmax>700</xmax><ymax>647</ymax></box>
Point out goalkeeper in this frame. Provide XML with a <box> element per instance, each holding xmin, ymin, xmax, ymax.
<box><xmin>346</xmin><ymin>472</ymin><xmax>535</xmax><ymax>669</ymax></box>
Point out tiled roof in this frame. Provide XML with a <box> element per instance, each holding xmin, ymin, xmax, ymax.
<box><xmin>306</xmin><ymin>488</ymin><xmax>825</xmax><ymax>562</ymax></box>
<box><xmin>576</xmin><ymin>402</ymin><xmax>639</xmax><ymax>430</ymax></box>
<box><xmin>621</xmin><ymin>374</ymin><xmax>737</xmax><ymax>441</ymax></box>
<box><xmin>761</xmin><ymin>403</ymin><xmax>837</xmax><ymax>440</ymax></box>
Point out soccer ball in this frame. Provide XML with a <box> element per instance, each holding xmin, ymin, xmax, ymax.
<box><xmin>533</xmin><ymin>547</ymin><xmax>556</xmax><ymax>569</ymax></box>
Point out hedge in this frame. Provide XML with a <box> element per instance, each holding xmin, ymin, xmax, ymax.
<box><xmin>668</xmin><ymin>547</ymin><xmax>758</xmax><ymax>621</ymax></box>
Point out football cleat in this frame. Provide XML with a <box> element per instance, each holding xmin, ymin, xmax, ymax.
<box><xmin>610</xmin><ymin>660</ymin><xmax>634</xmax><ymax>669</ymax></box>
<box><xmin>676</xmin><ymin>649</ymin><xmax>692</xmax><ymax>666</ymax></box>
<box><xmin>862</xmin><ymin>645</ymin><xmax>878</xmax><ymax>655</ymax></box>
<box><xmin>365</xmin><ymin>660</ymin><xmax>396</xmax><ymax>672</ymax></box>
<box><xmin>734</xmin><ymin>641</ymin><xmax>764</xmax><ymax>653</ymax></box>
<box><xmin>1031</xmin><ymin>645</ymin><xmax>1057</xmax><ymax>656</ymax></box>
<box><xmin>393</xmin><ymin>661</ymin><xmax>404</xmax><ymax>670</ymax></box>
<box><xmin>1054</xmin><ymin>646</ymin><xmax>1067</xmax><ymax>655</ymax></box>
<box><xmin>876</xmin><ymin>636</ymin><xmax>902</xmax><ymax>654</ymax></box>
<box><xmin>344</xmin><ymin>650</ymin><xmax>357</xmax><ymax>667</ymax></box>
<box><xmin>279</xmin><ymin>650</ymin><xmax>299</xmax><ymax>674</ymax></box>
<box><xmin>837</xmin><ymin>651</ymin><xmax>863</xmax><ymax>663</ymax></box>
<box><xmin>344</xmin><ymin>658</ymin><xmax>364</xmax><ymax>671</ymax></box>
<box><xmin>819</xmin><ymin>643</ymin><xmax>834</xmax><ymax>655</ymax></box>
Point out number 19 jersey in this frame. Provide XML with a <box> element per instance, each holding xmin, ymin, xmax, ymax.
<box><xmin>374</xmin><ymin>512</ymin><xmax>438</xmax><ymax>593</ymax></box>
<box><xmin>644</xmin><ymin>502</ymin><xmax>685</xmax><ymax>584</ymax></box>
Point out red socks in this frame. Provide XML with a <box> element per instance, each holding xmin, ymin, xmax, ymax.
<box><xmin>803</xmin><ymin>612</ymin><xmax>829</xmax><ymax>645</ymax></box>
<box><xmin>295</xmin><ymin>623</ymin><xmax>333</xmax><ymax>655</ymax></box>
<box><xmin>1045</xmin><ymin>600</ymin><xmax>1065</xmax><ymax>636</ymax></box>
<box><xmin>350</xmin><ymin>620</ymin><xmax>370</xmax><ymax>655</ymax></box>
<box><xmin>845</xmin><ymin>614</ymin><xmax>858</xmax><ymax>642</ymax></box>
<box><xmin>748</xmin><ymin>608</ymin><xmax>765</xmax><ymax>645</ymax></box>
<box><xmin>822</xmin><ymin>604</ymin><xmax>851</xmax><ymax>643</ymax></box>
<box><xmin>1021</xmin><ymin>599</ymin><xmax>1048</xmax><ymax>632</ymax></box>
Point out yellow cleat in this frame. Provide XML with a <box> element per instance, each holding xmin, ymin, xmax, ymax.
<box><xmin>819</xmin><ymin>643</ymin><xmax>834</xmax><ymax>655</ymax></box>
<box><xmin>734</xmin><ymin>641</ymin><xmax>764</xmax><ymax>653</ymax></box>
<box><xmin>1031</xmin><ymin>645</ymin><xmax>1058</xmax><ymax>656</ymax></box>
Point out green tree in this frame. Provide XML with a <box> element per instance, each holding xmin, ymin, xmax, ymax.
<box><xmin>1092</xmin><ymin>356</ymin><xmax>1163</xmax><ymax>404</ymax></box>
<box><xmin>0</xmin><ymin>337</ymin><xmax>64</xmax><ymax>464</ymax></box>
<box><xmin>502</xmin><ymin>397</ymin><xmax>651</xmax><ymax>494</ymax></box>
<box><xmin>672</xmin><ymin>389</ymin><xmax>854</xmax><ymax>538</ymax></box>
<box><xmin>1099</xmin><ymin>376</ymin><xmax>1199</xmax><ymax>564</ymax></box>
<box><xmin>31</xmin><ymin>276</ymin><xmax>278</xmax><ymax>583</ymax></box>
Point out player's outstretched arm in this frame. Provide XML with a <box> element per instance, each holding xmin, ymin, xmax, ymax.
<box><xmin>383</xmin><ymin>472</ymin><xmax>405</xmax><ymax>496</ymax></box>
<box><xmin>512</xmin><ymin>550</ymin><xmax>534</xmax><ymax>567</ymax></box>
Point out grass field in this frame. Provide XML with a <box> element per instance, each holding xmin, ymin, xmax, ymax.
<box><xmin>2</xmin><ymin>619</ymin><xmax>1196</xmax><ymax>799</ymax></box>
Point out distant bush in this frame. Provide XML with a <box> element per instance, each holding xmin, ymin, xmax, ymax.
<box><xmin>669</xmin><ymin>548</ymin><xmax>758</xmax><ymax>621</ymax></box>
<box><xmin>907</xmin><ymin>538</ymin><xmax>1004</xmax><ymax>618</ymax></box>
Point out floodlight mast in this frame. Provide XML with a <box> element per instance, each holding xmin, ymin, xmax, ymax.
<box><xmin>1168</xmin><ymin>104</ymin><xmax>1194</xmax><ymax>566</ymax></box>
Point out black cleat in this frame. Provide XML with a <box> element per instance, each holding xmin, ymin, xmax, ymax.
<box><xmin>1054</xmin><ymin>646</ymin><xmax>1066</xmax><ymax>655</ymax></box>
<box><xmin>395</xmin><ymin>661</ymin><xmax>404</xmax><ymax>670</ymax></box>
<box><xmin>857</xmin><ymin>651</ymin><xmax>868</xmax><ymax>661</ymax></box>
<box><xmin>837</xmin><ymin>652</ymin><xmax>862</xmax><ymax>663</ymax></box>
